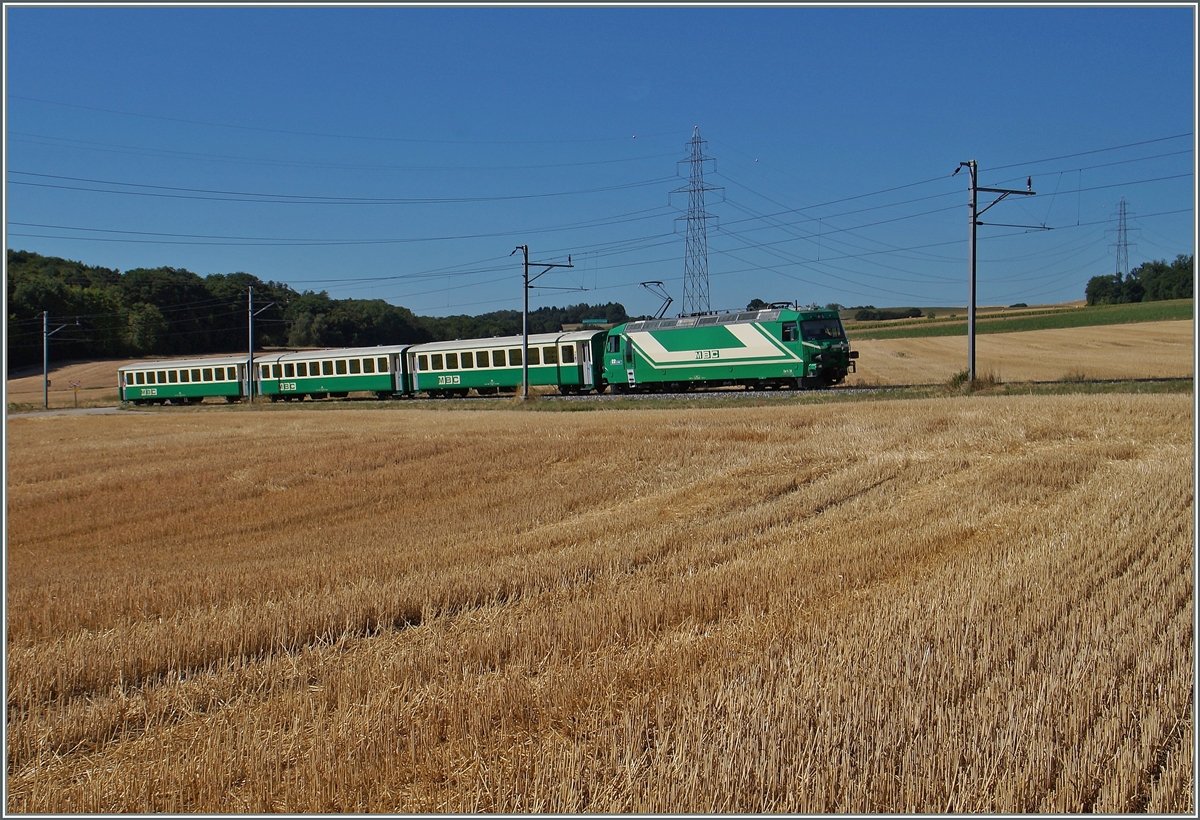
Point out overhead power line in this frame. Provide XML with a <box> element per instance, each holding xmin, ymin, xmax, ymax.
<box><xmin>8</xmin><ymin>130</ymin><xmax>678</xmax><ymax>173</ymax></box>
<box><xmin>10</xmin><ymin>94</ymin><xmax>677</xmax><ymax>145</ymax></box>
<box><xmin>7</xmin><ymin>170</ymin><xmax>677</xmax><ymax>205</ymax></box>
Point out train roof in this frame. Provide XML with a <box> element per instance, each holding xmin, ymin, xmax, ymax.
<box><xmin>254</xmin><ymin>344</ymin><xmax>412</xmax><ymax>363</ymax></box>
<box><xmin>408</xmin><ymin>329</ymin><xmax>604</xmax><ymax>353</ymax></box>
<box><xmin>621</xmin><ymin>307</ymin><xmax>835</xmax><ymax>333</ymax></box>
<box><xmin>118</xmin><ymin>355</ymin><xmax>249</xmax><ymax>371</ymax></box>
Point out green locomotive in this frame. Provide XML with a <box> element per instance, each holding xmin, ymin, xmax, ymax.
<box><xmin>602</xmin><ymin>307</ymin><xmax>857</xmax><ymax>392</ymax></box>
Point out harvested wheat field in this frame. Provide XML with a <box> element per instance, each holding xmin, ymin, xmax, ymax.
<box><xmin>5</xmin><ymin>393</ymin><xmax>1195</xmax><ymax>813</ymax></box>
<box><xmin>845</xmin><ymin>319</ymin><xmax>1194</xmax><ymax>386</ymax></box>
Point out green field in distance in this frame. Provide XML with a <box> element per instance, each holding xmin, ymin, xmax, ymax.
<box><xmin>847</xmin><ymin>299</ymin><xmax>1193</xmax><ymax>340</ymax></box>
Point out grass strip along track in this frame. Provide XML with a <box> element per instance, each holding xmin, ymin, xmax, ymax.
<box><xmin>5</xmin><ymin>389</ymin><xmax>1194</xmax><ymax>812</ymax></box>
<box><xmin>849</xmin><ymin>299</ymin><xmax>1193</xmax><ymax>340</ymax></box>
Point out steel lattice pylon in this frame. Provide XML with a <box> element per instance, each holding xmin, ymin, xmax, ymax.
<box><xmin>672</xmin><ymin>127</ymin><xmax>722</xmax><ymax>316</ymax></box>
<box><xmin>1114</xmin><ymin>196</ymin><xmax>1130</xmax><ymax>278</ymax></box>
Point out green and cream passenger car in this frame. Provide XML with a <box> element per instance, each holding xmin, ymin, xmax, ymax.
<box><xmin>254</xmin><ymin>346</ymin><xmax>409</xmax><ymax>400</ymax></box>
<box><xmin>118</xmin><ymin>356</ymin><xmax>248</xmax><ymax>404</ymax></box>
<box><xmin>406</xmin><ymin>330</ymin><xmax>607</xmax><ymax>396</ymax></box>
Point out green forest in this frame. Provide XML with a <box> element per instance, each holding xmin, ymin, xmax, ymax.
<box><xmin>1084</xmin><ymin>254</ymin><xmax>1193</xmax><ymax>305</ymax></box>
<box><xmin>5</xmin><ymin>250</ymin><xmax>629</xmax><ymax>372</ymax></box>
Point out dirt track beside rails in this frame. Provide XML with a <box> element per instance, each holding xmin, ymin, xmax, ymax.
<box><xmin>6</xmin><ymin>392</ymin><xmax>1193</xmax><ymax>813</ymax></box>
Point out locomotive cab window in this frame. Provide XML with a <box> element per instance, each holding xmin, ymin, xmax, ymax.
<box><xmin>606</xmin><ymin>335</ymin><xmax>621</xmax><ymax>353</ymax></box>
<box><xmin>782</xmin><ymin>321</ymin><xmax>799</xmax><ymax>342</ymax></box>
<box><xmin>800</xmin><ymin>318</ymin><xmax>846</xmax><ymax>341</ymax></box>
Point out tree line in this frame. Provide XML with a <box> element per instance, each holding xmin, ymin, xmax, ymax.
<box><xmin>1085</xmin><ymin>254</ymin><xmax>1193</xmax><ymax>306</ymax></box>
<box><xmin>5</xmin><ymin>250</ymin><xmax>629</xmax><ymax>372</ymax></box>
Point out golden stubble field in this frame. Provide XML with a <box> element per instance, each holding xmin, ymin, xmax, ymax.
<box><xmin>845</xmin><ymin>320</ymin><xmax>1194</xmax><ymax>386</ymax></box>
<box><xmin>5</xmin><ymin>393</ymin><xmax>1195</xmax><ymax>813</ymax></box>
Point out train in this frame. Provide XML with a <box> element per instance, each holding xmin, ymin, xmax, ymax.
<box><xmin>117</xmin><ymin>306</ymin><xmax>858</xmax><ymax>405</ymax></box>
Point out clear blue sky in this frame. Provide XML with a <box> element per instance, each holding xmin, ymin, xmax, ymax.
<box><xmin>5</xmin><ymin>5</ymin><xmax>1195</xmax><ymax>318</ymax></box>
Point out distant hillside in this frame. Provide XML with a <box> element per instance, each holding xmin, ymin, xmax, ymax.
<box><xmin>5</xmin><ymin>250</ymin><xmax>628</xmax><ymax>372</ymax></box>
